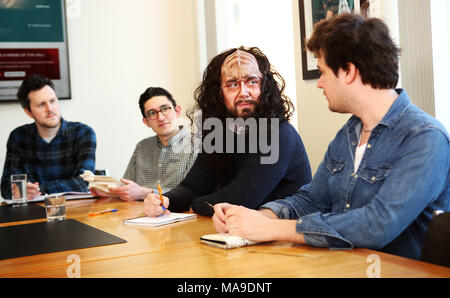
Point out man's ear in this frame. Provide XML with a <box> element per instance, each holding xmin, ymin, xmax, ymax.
<box><xmin>343</xmin><ymin>62</ymin><xmax>358</xmax><ymax>85</ymax></box>
<box><xmin>174</xmin><ymin>105</ymin><xmax>182</xmax><ymax>117</ymax></box>
<box><xmin>142</xmin><ymin>117</ymin><xmax>151</xmax><ymax>128</ymax></box>
<box><xmin>24</xmin><ymin>108</ymin><xmax>34</xmax><ymax>119</ymax></box>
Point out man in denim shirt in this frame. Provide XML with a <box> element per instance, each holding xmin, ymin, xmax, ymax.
<box><xmin>212</xmin><ymin>14</ymin><xmax>449</xmax><ymax>260</ymax></box>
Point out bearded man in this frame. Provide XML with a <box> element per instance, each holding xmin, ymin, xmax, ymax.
<box><xmin>144</xmin><ymin>47</ymin><xmax>312</xmax><ymax>217</ymax></box>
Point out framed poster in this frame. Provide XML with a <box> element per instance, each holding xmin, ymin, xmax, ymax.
<box><xmin>298</xmin><ymin>0</ymin><xmax>360</xmax><ymax>80</ymax></box>
<box><xmin>0</xmin><ymin>0</ymin><xmax>70</xmax><ymax>101</ymax></box>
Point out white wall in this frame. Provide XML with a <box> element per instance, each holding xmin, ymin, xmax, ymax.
<box><xmin>431</xmin><ymin>0</ymin><xmax>450</xmax><ymax>132</ymax></box>
<box><xmin>0</xmin><ymin>0</ymin><xmax>202</xmax><ymax>185</ymax></box>
<box><xmin>213</xmin><ymin>0</ymin><xmax>299</xmax><ymax>129</ymax></box>
<box><xmin>292</xmin><ymin>0</ymin><xmax>349</xmax><ymax>173</ymax></box>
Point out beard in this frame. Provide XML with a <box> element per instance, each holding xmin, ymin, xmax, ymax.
<box><xmin>37</xmin><ymin>113</ymin><xmax>61</xmax><ymax>129</ymax></box>
<box><xmin>233</xmin><ymin>100</ymin><xmax>257</xmax><ymax>119</ymax></box>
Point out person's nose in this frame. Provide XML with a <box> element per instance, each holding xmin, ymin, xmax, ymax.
<box><xmin>317</xmin><ymin>76</ymin><xmax>324</xmax><ymax>89</ymax></box>
<box><xmin>45</xmin><ymin>102</ymin><xmax>53</xmax><ymax>113</ymax></box>
<box><xmin>157</xmin><ymin>110</ymin><xmax>166</xmax><ymax>121</ymax></box>
<box><xmin>238</xmin><ymin>81</ymin><xmax>250</xmax><ymax>98</ymax></box>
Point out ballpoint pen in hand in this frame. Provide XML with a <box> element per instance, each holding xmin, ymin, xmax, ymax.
<box><xmin>205</xmin><ymin>202</ymin><xmax>214</xmax><ymax>209</ymax></box>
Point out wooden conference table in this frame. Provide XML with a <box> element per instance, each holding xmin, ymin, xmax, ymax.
<box><xmin>0</xmin><ymin>197</ymin><xmax>449</xmax><ymax>278</ymax></box>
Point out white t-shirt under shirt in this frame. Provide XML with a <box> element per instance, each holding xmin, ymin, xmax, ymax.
<box><xmin>354</xmin><ymin>142</ymin><xmax>367</xmax><ymax>172</ymax></box>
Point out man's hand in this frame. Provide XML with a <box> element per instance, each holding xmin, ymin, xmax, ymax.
<box><xmin>26</xmin><ymin>182</ymin><xmax>41</xmax><ymax>200</ymax></box>
<box><xmin>223</xmin><ymin>205</ymin><xmax>279</xmax><ymax>242</ymax></box>
<box><xmin>109</xmin><ymin>179</ymin><xmax>150</xmax><ymax>201</ymax></box>
<box><xmin>144</xmin><ymin>193</ymin><xmax>170</xmax><ymax>217</ymax></box>
<box><xmin>212</xmin><ymin>204</ymin><xmax>303</xmax><ymax>244</ymax></box>
<box><xmin>212</xmin><ymin>203</ymin><xmax>234</xmax><ymax>233</ymax></box>
<box><xmin>89</xmin><ymin>187</ymin><xmax>112</xmax><ymax>198</ymax></box>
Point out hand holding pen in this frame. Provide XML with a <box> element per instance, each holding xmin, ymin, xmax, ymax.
<box><xmin>143</xmin><ymin>184</ymin><xmax>170</xmax><ymax>217</ymax></box>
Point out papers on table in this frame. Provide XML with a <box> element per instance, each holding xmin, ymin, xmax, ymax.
<box><xmin>4</xmin><ymin>191</ymin><xmax>95</xmax><ymax>205</ymax></box>
<box><xmin>124</xmin><ymin>213</ymin><xmax>197</xmax><ymax>227</ymax></box>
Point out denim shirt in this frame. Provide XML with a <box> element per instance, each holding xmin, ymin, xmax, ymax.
<box><xmin>262</xmin><ymin>89</ymin><xmax>450</xmax><ymax>260</ymax></box>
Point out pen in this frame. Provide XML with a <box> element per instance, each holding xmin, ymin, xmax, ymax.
<box><xmin>88</xmin><ymin>209</ymin><xmax>118</xmax><ymax>216</ymax></box>
<box><xmin>157</xmin><ymin>183</ymin><xmax>166</xmax><ymax>212</ymax></box>
<box><xmin>205</xmin><ymin>202</ymin><xmax>214</xmax><ymax>209</ymax></box>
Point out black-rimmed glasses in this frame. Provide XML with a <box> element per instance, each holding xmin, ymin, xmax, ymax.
<box><xmin>145</xmin><ymin>105</ymin><xmax>173</xmax><ymax>120</ymax></box>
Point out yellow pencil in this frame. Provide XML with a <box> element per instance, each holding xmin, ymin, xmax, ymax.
<box><xmin>157</xmin><ymin>183</ymin><xmax>166</xmax><ymax>211</ymax></box>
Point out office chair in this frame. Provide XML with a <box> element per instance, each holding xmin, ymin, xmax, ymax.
<box><xmin>94</xmin><ymin>169</ymin><xmax>108</xmax><ymax>176</ymax></box>
<box><xmin>421</xmin><ymin>211</ymin><xmax>450</xmax><ymax>268</ymax></box>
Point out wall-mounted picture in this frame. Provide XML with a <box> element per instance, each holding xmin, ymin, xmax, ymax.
<box><xmin>0</xmin><ymin>0</ymin><xmax>71</xmax><ymax>102</ymax></box>
<box><xmin>299</xmin><ymin>0</ymin><xmax>364</xmax><ymax>80</ymax></box>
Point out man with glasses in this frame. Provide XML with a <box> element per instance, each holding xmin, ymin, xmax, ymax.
<box><xmin>91</xmin><ymin>87</ymin><xmax>197</xmax><ymax>201</ymax></box>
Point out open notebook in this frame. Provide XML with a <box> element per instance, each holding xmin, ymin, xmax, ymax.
<box><xmin>4</xmin><ymin>191</ymin><xmax>94</xmax><ymax>204</ymax></box>
<box><xmin>200</xmin><ymin>233</ymin><xmax>260</xmax><ymax>249</ymax></box>
<box><xmin>124</xmin><ymin>213</ymin><xmax>197</xmax><ymax>227</ymax></box>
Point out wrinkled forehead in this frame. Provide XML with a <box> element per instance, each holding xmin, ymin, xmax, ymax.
<box><xmin>221</xmin><ymin>50</ymin><xmax>262</xmax><ymax>81</ymax></box>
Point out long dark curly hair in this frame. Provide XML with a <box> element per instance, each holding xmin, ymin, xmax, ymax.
<box><xmin>188</xmin><ymin>46</ymin><xmax>295</xmax><ymax>173</ymax></box>
<box><xmin>189</xmin><ymin>46</ymin><xmax>294</xmax><ymax>123</ymax></box>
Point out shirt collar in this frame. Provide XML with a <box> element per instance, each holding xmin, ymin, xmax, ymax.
<box><xmin>58</xmin><ymin>118</ymin><xmax>70</xmax><ymax>138</ymax></box>
<box><xmin>156</xmin><ymin>125</ymin><xmax>187</xmax><ymax>148</ymax></box>
<box><xmin>31</xmin><ymin>117</ymin><xmax>67</xmax><ymax>139</ymax></box>
<box><xmin>347</xmin><ymin>88</ymin><xmax>411</xmax><ymax>131</ymax></box>
<box><xmin>378</xmin><ymin>89</ymin><xmax>411</xmax><ymax>129</ymax></box>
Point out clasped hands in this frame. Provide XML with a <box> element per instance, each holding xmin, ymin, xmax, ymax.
<box><xmin>90</xmin><ymin>178</ymin><xmax>147</xmax><ymax>201</ymax></box>
<box><xmin>211</xmin><ymin>203</ymin><xmax>280</xmax><ymax>242</ymax></box>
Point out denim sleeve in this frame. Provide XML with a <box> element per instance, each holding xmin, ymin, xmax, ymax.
<box><xmin>261</xmin><ymin>154</ymin><xmax>345</xmax><ymax>247</ymax></box>
<box><xmin>262</xmin><ymin>128</ymin><xmax>449</xmax><ymax>250</ymax></box>
<box><xmin>261</xmin><ymin>200</ymin><xmax>354</xmax><ymax>249</ymax></box>
<box><xmin>316</xmin><ymin>129</ymin><xmax>449</xmax><ymax>250</ymax></box>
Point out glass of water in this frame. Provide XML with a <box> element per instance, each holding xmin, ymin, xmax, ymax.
<box><xmin>45</xmin><ymin>195</ymin><xmax>66</xmax><ymax>221</ymax></box>
<box><xmin>10</xmin><ymin>174</ymin><xmax>27</xmax><ymax>206</ymax></box>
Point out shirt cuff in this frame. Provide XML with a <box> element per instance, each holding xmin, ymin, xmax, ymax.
<box><xmin>296</xmin><ymin>213</ymin><xmax>354</xmax><ymax>249</ymax></box>
<box><xmin>259</xmin><ymin>201</ymin><xmax>290</xmax><ymax>219</ymax></box>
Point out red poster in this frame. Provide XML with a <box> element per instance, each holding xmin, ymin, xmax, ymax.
<box><xmin>0</xmin><ymin>48</ymin><xmax>60</xmax><ymax>81</ymax></box>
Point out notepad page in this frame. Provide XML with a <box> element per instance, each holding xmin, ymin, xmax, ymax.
<box><xmin>124</xmin><ymin>213</ymin><xmax>196</xmax><ymax>227</ymax></box>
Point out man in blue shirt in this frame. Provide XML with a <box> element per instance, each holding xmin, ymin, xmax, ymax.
<box><xmin>1</xmin><ymin>74</ymin><xmax>96</xmax><ymax>200</ymax></box>
<box><xmin>212</xmin><ymin>14</ymin><xmax>449</xmax><ymax>260</ymax></box>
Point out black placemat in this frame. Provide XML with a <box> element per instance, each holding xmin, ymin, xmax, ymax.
<box><xmin>0</xmin><ymin>204</ymin><xmax>46</xmax><ymax>224</ymax></box>
<box><xmin>0</xmin><ymin>219</ymin><xmax>127</xmax><ymax>260</ymax></box>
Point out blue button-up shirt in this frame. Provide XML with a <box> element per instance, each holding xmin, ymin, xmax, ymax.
<box><xmin>262</xmin><ymin>89</ymin><xmax>450</xmax><ymax>260</ymax></box>
<box><xmin>1</xmin><ymin>118</ymin><xmax>96</xmax><ymax>199</ymax></box>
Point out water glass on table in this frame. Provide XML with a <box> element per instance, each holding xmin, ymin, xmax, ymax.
<box><xmin>10</xmin><ymin>174</ymin><xmax>27</xmax><ymax>207</ymax></box>
<box><xmin>44</xmin><ymin>195</ymin><xmax>66</xmax><ymax>221</ymax></box>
